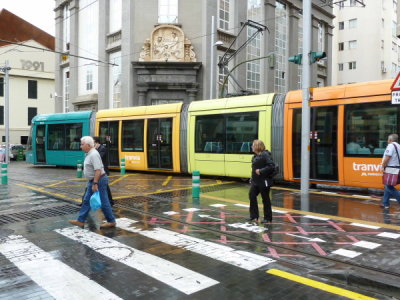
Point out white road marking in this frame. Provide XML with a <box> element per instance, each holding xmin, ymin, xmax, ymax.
<box><xmin>377</xmin><ymin>232</ymin><xmax>400</xmax><ymax>239</ymax></box>
<box><xmin>198</xmin><ymin>214</ymin><xmax>223</xmax><ymax>221</ymax></box>
<box><xmin>271</xmin><ymin>209</ymin><xmax>287</xmax><ymax>213</ymax></box>
<box><xmin>331</xmin><ymin>248</ymin><xmax>362</xmax><ymax>258</ymax></box>
<box><xmin>55</xmin><ymin>227</ymin><xmax>218</xmax><ymax>295</ymax></box>
<box><xmin>163</xmin><ymin>211</ymin><xmax>179</xmax><ymax>215</ymax></box>
<box><xmin>350</xmin><ymin>223</ymin><xmax>380</xmax><ymax>229</ymax></box>
<box><xmin>182</xmin><ymin>208</ymin><xmax>201</xmax><ymax>212</ymax></box>
<box><xmin>286</xmin><ymin>233</ymin><xmax>326</xmax><ymax>243</ymax></box>
<box><xmin>352</xmin><ymin>240</ymin><xmax>381</xmax><ymax>249</ymax></box>
<box><xmin>228</xmin><ymin>222</ymin><xmax>266</xmax><ymax>233</ymax></box>
<box><xmin>209</xmin><ymin>204</ymin><xmax>226</xmax><ymax>208</ymax></box>
<box><xmin>234</xmin><ymin>204</ymin><xmax>250</xmax><ymax>208</ymax></box>
<box><xmin>302</xmin><ymin>215</ymin><xmax>329</xmax><ymax>221</ymax></box>
<box><xmin>116</xmin><ymin>218</ymin><xmax>275</xmax><ymax>271</ymax></box>
<box><xmin>0</xmin><ymin>235</ymin><xmax>122</xmax><ymax>300</ymax></box>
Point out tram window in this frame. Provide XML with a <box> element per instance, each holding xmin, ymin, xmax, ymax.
<box><xmin>122</xmin><ymin>120</ymin><xmax>144</xmax><ymax>151</ymax></box>
<box><xmin>48</xmin><ymin>124</ymin><xmax>65</xmax><ymax>150</ymax></box>
<box><xmin>226</xmin><ymin>112</ymin><xmax>258</xmax><ymax>153</ymax></box>
<box><xmin>195</xmin><ymin>115</ymin><xmax>225</xmax><ymax>153</ymax></box>
<box><xmin>345</xmin><ymin>102</ymin><xmax>398</xmax><ymax>156</ymax></box>
<box><xmin>66</xmin><ymin>123</ymin><xmax>83</xmax><ymax>150</ymax></box>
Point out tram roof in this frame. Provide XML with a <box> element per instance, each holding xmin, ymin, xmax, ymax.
<box><xmin>32</xmin><ymin>111</ymin><xmax>93</xmax><ymax>123</ymax></box>
<box><xmin>188</xmin><ymin>93</ymin><xmax>274</xmax><ymax>112</ymax></box>
<box><xmin>285</xmin><ymin>80</ymin><xmax>392</xmax><ymax>103</ymax></box>
<box><xmin>96</xmin><ymin>102</ymin><xmax>183</xmax><ymax>118</ymax></box>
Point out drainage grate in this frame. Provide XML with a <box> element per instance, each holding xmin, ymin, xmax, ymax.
<box><xmin>0</xmin><ymin>205</ymin><xmax>80</xmax><ymax>225</ymax></box>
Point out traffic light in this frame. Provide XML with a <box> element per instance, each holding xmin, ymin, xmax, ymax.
<box><xmin>288</xmin><ymin>54</ymin><xmax>302</xmax><ymax>65</ymax></box>
<box><xmin>311</xmin><ymin>51</ymin><xmax>326</xmax><ymax>63</ymax></box>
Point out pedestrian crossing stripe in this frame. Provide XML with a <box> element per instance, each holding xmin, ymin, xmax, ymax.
<box><xmin>0</xmin><ymin>235</ymin><xmax>122</xmax><ymax>300</ymax></box>
<box><xmin>55</xmin><ymin>227</ymin><xmax>219</xmax><ymax>295</ymax></box>
<box><xmin>116</xmin><ymin>217</ymin><xmax>275</xmax><ymax>271</ymax></box>
<box><xmin>267</xmin><ymin>269</ymin><xmax>377</xmax><ymax>300</ymax></box>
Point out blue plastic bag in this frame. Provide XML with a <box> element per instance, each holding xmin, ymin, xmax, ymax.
<box><xmin>90</xmin><ymin>191</ymin><xmax>101</xmax><ymax>211</ymax></box>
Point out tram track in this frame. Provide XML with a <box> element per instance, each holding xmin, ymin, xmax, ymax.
<box><xmin>11</xmin><ymin>177</ymin><xmax>400</xmax><ymax>297</ymax></box>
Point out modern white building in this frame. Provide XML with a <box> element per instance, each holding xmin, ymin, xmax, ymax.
<box><xmin>0</xmin><ymin>9</ymin><xmax>55</xmax><ymax>145</ymax></box>
<box><xmin>332</xmin><ymin>0</ymin><xmax>400</xmax><ymax>85</ymax></box>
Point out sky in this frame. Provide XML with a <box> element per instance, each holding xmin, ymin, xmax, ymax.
<box><xmin>1</xmin><ymin>0</ymin><xmax>56</xmax><ymax>36</ymax></box>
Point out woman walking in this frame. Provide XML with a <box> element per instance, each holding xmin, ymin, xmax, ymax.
<box><xmin>248</xmin><ymin>140</ymin><xmax>275</xmax><ymax>223</ymax></box>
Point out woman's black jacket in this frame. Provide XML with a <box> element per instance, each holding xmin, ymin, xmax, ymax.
<box><xmin>251</xmin><ymin>150</ymin><xmax>275</xmax><ymax>187</ymax></box>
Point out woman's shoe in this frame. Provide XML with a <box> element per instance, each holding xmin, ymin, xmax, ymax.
<box><xmin>262</xmin><ymin>218</ymin><xmax>272</xmax><ymax>224</ymax></box>
<box><xmin>246</xmin><ymin>218</ymin><xmax>259</xmax><ymax>223</ymax></box>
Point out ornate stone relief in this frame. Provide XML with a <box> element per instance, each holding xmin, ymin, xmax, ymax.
<box><xmin>139</xmin><ymin>25</ymin><xmax>196</xmax><ymax>62</ymax></box>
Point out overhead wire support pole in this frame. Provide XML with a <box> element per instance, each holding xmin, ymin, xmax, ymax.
<box><xmin>301</xmin><ymin>0</ymin><xmax>312</xmax><ymax>202</ymax></box>
<box><xmin>0</xmin><ymin>62</ymin><xmax>11</xmax><ymax>164</ymax></box>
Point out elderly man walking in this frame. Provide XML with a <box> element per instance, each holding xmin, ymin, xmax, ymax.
<box><xmin>69</xmin><ymin>136</ymin><xmax>116</xmax><ymax>228</ymax></box>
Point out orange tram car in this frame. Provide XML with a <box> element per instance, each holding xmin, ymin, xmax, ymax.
<box><xmin>27</xmin><ymin>79</ymin><xmax>395</xmax><ymax>190</ymax></box>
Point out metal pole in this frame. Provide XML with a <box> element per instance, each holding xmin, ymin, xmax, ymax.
<box><xmin>209</xmin><ymin>16</ymin><xmax>216</xmax><ymax>100</ymax></box>
<box><xmin>301</xmin><ymin>0</ymin><xmax>311</xmax><ymax>198</ymax></box>
<box><xmin>4</xmin><ymin>61</ymin><xmax>10</xmax><ymax>164</ymax></box>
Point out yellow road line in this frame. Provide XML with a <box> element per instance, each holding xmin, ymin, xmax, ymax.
<box><xmin>162</xmin><ymin>176</ymin><xmax>172</xmax><ymax>186</ymax></box>
<box><xmin>267</xmin><ymin>269</ymin><xmax>377</xmax><ymax>300</ymax></box>
<box><xmin>45</xmin><ymin>180</ymin><xmax>69</xmax><ymax>188</ymax></box>
<box><xmin>17</xmin><ymin>183</ymin><xmax>80</xmax><ymax>203</ymax></box>
<box><xmin>109</xmin><ymin>174</ymin><xmax>131</xmax><ymax>186</ymax></box>
<box><xmin>202</xmin><ymin>194</ymin><xmax>400</xmax><ymax>231</ymax></box>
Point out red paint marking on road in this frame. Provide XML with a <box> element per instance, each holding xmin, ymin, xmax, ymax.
<box><xmin>284</xmin><ymin>214</ymin><xmax>297</xmax><ymax>223</ymax></box>
<box><xmin>189</xmin><ymin>222</ymin><xmax>225</xmax><ymax>224</ymax></box>
<box><xmin>262</xmin><ymin>233</ymin><xmax>271</xmax><ymax>242</ymax></box>
<box><xmin>310</xmin><ymin>243</ymin><xmax>327</xmax><ymax>256</ymax></box>
<box><xmin>346</xmin><ymin>235</ymin><xmax>359</xmax><ymax>242</ymax></box>
<box><xmin>266</xmin><ymin>247</ymin><xmax>280</xmax><ymax>258</ymax></box>
<box><xmin>327</xmin><ymin>220</ymin><xmax>346</xmax><ymax>232</ymax></box>
<box><xmin>296</xmin><ymin>226</ymin><xmax>308</xmax><ymax>235</ymax></box>
<box><xmin>346</xmin><ymin>232</ymin><xmax>381</xmax><ymax>235</ymax></box>
<box><xmin>148</xmin><ymin>217</ymin><xmax>172</xmax><ymax>224</ymax></box>
<box><xmin>182</xmin><ymin>211</ymin><xmax>194</xmax><ymax>233</ymax></box>
<box><xmin>215</xmin><ymin>240</ymin><xmax>250</xmax><ymax>244</ymax></box>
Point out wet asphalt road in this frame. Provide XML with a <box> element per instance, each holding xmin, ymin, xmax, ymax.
<box><xmin>0</xmin><ymin>161</ymin><xmax>399</xmax><ymax>299</ymax></box>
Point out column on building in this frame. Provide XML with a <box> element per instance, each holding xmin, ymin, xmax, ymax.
<box><xmin>263</xmin><ymin>0</ymin><xmax>276</xmax><ymax>93</ymax></box>
<box><xmin>69</xmin><ymin>0</ymin><xmax>79</xmax><ymax>110</ymax></box>
<box><xmin>54</xmin><ymin>3</ymin><xmax>64</xmax><ymax>113</ymax></box>
<box><xmin>287</xmin><ymin>3</ymin><xmax>300</xmax><ymax>92</ymax></box>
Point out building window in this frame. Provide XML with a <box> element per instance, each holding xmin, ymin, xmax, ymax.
<box><xmin>109</xmin><ymin>52</ymin><xmax>121</xmax><ymax>108</ymax></box>
<box><xmin>28</xmin><ymin>80</ymin><xmax>37</xmax><ymax>99</ymax></box>
<box><xmin>348</xmin><ymin>40</ymin><xmax>357</xmax><ymax>49</ymax></box>
<box><xmin>317</xmin><ymin>22</ymin><xmax>325</xmax><ymax>52</ymax></box>
<box><xmin>20</xmin><ymin>136</ymin><xmax>28</xmax><ymax>144</ymax></box>
<box><xmin>246</xmin><ymin>0</ymin><xmax>262</xmax><ymax>93</ymax></box>
<box><xmin>28</xmin><ymin>107</ymin><xmax>37</xmax><ymax>126</ymax></box>
<box><xmin>218</xmin><ymin>55</ymin><xmax>230</xmax><ymax>96</ymax></box>
<box><xmin>158</xmin><ymin>0</ymin><xmax>178</xmax><ymax>24</ymax></box>
<box><xmin>339</xmin><ymin>42</ymin><xmax>344</xmax><ymax>51</ymax></box>
<box><xmin>0</xmin><ymin>77</ymin><xmax>3</xmax><ymax>97</ymax></box>
<box><xmin>274</xmin><ymin>1</ymin><xmax>288</xmax><ymax>94</ymax></box>
<box><xmin>0</xmin><ymin>106</ymin><xmax>3</xmax><ymax>125</ymax></box>
<box><xmin>338</xmin><ymin>63</ymin><xmax>344</xmax><ymax>71</ymax></box>
<box><xmin>63</xmin><ymin>69</ymin><xmax>70</xmax><ymax>112</ymax></box>
<box><xmin>219</xmin><ymin>0</ymin><xmax>231</xmax><ymax>31</ymax></box>
<box><xmin>338</xmin><ymin>21</ymin><xmax>344</xmax><ymax>30</ymax></box>
<box><xmin>86</xmin><ymin>67</ymin><xmax>93</xmax><ymax>91</ymax></box>
<box><xmin>63</xmin><ymin>4</ymin><xmax>70</xmax><ymax>51</ymax></box>
<box><xmin>349</xmin><ymin>18</ymin><xmax>357</xmax><ymax>28</ymax></box>
<box><xmin>348</xmin><ymin>61</ymin><xmax>357</xmax><ymax>70</ymax></box>
<box><xmin>109</xmin><ymin>0</ymin><xmax>122</xmax><ymax>32</ymax></box>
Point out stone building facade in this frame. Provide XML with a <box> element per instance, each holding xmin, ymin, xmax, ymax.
<box><xmin>54</xmin><ymin>0</ymin><xmax>334</xmax><ymax>112</ymax></box>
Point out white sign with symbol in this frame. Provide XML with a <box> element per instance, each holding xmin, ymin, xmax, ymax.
<box><xmin>392</xmin><ymin>91</ymin><xmax>400</xmax><ymax>104</ymax></box>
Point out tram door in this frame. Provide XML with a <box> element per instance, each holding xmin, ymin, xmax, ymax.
<box><xmin>36</xmin><ymin>125</ymin><xmax>46</xmax><ymax>163</ymax></box>
<box><xmin>147</xmin><ymin>118</ymin><xmax>173</xmax><ymax>170</ymax></box>
<box><xmin>293</xmin><ymin>106</ymin><xmax>338</xmax><ymax>181</ymax></box>
<box><xmin>99</xmin><ymin>121</ymin><xmax>119</xmax><ymax>167</ymax></box>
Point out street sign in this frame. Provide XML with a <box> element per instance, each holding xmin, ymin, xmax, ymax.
<box><xmin>392</xmin><ymin>91</ymin><xmax>400</xmax><ymax>104</ymax></box>
<box><xmin>391</xmin><ymin>72</ymin><xmax>400</xmax><ymax>90</ymax></box>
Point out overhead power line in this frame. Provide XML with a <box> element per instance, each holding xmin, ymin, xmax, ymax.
<box><xmin>0</xmin><ymin>39</ymin><xmax>117</xmax><ymax>66</ymax></box>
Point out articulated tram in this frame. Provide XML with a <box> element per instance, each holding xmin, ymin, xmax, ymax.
<box><xmin>26</xmin><ymin>79</ymin><xmax>396</xmax><ymax>189</ymax></box>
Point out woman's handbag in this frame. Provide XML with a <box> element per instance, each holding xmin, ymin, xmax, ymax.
<box><xmin>90</xmin><ymin>191</ymin><xmax>102</xmax><ymax>211</ymax></box>
<box><xmin>382</xmin><ymin>144</ymin><xmax>400</xmax><ymax>185</ymax></box>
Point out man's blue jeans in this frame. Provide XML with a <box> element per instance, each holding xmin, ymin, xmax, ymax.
<box><xmin>382</xmin><ymin>184</ymin><xmax>400</xmax><ymax>207</ymax></box>
<box><xmin>78</xmin><ymin>175</ymin><xmax>115</xmax><ymax>223</ymax></box>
